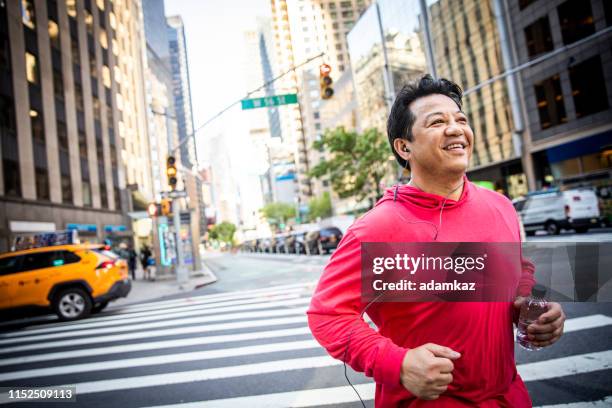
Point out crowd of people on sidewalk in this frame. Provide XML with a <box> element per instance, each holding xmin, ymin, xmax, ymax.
<box><xmin>116</xmin><ymin>243</ymin><xmax>156</xmax><ymax>281</ymax></box>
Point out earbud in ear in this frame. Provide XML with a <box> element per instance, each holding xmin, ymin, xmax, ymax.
<box><xmin>403</xmin><ymin>146</ymin><xmax>410</xmax><ymax>152</ymax></box>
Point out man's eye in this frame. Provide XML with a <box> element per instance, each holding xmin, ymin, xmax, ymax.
<box><xmin>458</xmin><ymin>117</ymin><xmax>468</xmax><ymax>123</ymax></box>
<box><xmin>430</xmin><ymin>119</ymin><xmax>444</xmax><ymax>125</ymax></box>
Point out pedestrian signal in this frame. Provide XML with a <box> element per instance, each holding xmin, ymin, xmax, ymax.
<box><xmin>147</xmin><ymin>202</ymin><xmax>159</xmax><ymax>217</ymax></box>
<box><xmin>319</xmin><ymin>64</ymin><xmax>334</xmax><ymax>100</ymax></box>
<box><xmin>166</xmin><ymin>156</ymin><xmax>178</xmax><ymax>190</ymax></box>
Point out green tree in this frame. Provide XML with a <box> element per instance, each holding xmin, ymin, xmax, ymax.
<box><xmin>309</xmin><ymin>126</ymin><xmax>390</xmax><ymax>203</ymax></box>
<box><xmin>260</xmin><ymin>202</ymin><xmax>296</xmax><ymax>227</ymax></box>
<box><xmin>208</xmin><ymin>221</ymin><xmax>237</xmax><ymax>247</ymax></box>
<box><xmin>308</xmin><ymin>191</ymin><xmax>332</xmax><ymax>221</ymax></box>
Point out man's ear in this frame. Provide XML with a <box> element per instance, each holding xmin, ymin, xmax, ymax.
<box><xmin>393</xmin><ymin>138</ymin><xmax>411</xmax><ymax>161</ymax></box>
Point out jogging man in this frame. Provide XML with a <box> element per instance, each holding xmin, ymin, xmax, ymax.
<box><xmin>307</xmin><ymin>75</ymin><xmax>565</xmax><ymax>407</ymax></box>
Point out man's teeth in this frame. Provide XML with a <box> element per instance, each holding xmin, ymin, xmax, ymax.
<box><xmin>444</xmin><ymin>144</ymin><xmax>464</xmax><ymax>150</ymax></box>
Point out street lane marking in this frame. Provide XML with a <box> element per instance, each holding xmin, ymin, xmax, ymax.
<box><xmin>0</xmin><ymin>286</ymin><xmax>313</xmax><ymax>335</ymax></box>
<box><xmin>45</xmin><ymin>350</ymin><xmax>612</xmax><ymax>396</ymax></box>
<box><xmin>0</xmin><ymin>316</ymin><xmax>307</xmax><ymax>354</ymax></box>
<box><xmin>0</xmin><ymin>307</ymin><xmax>308</xmax><ymax>346</ymax></box>
<box><xmin>142</xmin><ymin>384</ymin><xmax>376</xmax><ymax>408</ymax></box>
<box><xmin>562</xmin><ymin>314</ymin><xmax>612</xmax><ymax>333</ymax></box>
<box><xmin>0</xmin><ymin>295</ymin><xmax>308</xmax><ymax>338</ymax></box>
<box><xmin>0</xmin><ymin>327</ymin><xmax>312</xmax><ymax>367</ymax></box>
<box><xmin>518</xmin><ymin>350</ymin><xmax>612</xmax><ymax>382</ymax></box>
<box><xmin>535</xmin><ymin>396</ymin><xmax>612</xmax><ymax>407</ymax></box>
<box><xmin>118</xmin><ymin>280</ymin><xmax>317</xmax><ymax>310</ymax></box>
<box><xmin>71</xmin><ymin>356</ymin><xmax>344</xmax><ymax>394</ymax></box>
<box><xmin>0</xmin><ymin>340</ymin><xmax>321</xmax><ymax>381</ymax></box>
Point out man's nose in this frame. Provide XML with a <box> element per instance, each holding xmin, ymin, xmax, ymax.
<box><xmin>444</xmin><ymin>121</ymin><xmax>463</xmax><ymax>136</ymax></box>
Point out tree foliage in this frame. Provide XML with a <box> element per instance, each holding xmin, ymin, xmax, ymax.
<box><xmin>208</xmin><ymin>221</ymin><xmax>237</xmax><ymax>247</ymax></box>
<box><xmin>307</xmin><ymin>191</ymin><xmax>332</xmax><ymax>221</ymax></box>
<box><xmin>309</xmin><ymin>127</ymin><xmax>390</xmax><ymax>202</ymax></box>
<box><xmin>260</xmin><ymin>202</ymin><xmax>296</xmax><ymax>226</ymax></box>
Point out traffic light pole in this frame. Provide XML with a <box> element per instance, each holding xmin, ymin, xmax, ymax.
<box><xmin>173</xmin><ymin>196</ymin><xmax>188</xmax><ymax>287</ymax></box>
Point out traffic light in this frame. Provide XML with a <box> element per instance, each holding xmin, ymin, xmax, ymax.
<box><xmin>147</xmin><ymin>202</ymin><xmax>160</xmax><ymax>217</ymax></box>
<box><xmin>319</xmin><ymin>64</ymin><xmax>334</xmax><ymax>100</ymax></box>
<box><xmin>161</xmin><ymin>198</ymin><xmax>172</xmax><ymax>216</ymax></box>
<box><xmin>166</xmin><ymin>155</ymin><xmax>178</xmax><ymax>190</ymax></box>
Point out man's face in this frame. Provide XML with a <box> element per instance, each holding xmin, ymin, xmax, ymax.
<box><xmin>405</xmin><ymin>94</ymin><xmax>474</xmax><ymax>177</ymax></box>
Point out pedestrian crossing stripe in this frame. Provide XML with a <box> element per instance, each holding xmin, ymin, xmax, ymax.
<box><xmin>143</xmin><ymin>384</ymin><xmax>376</xmax><ymax>408</ymax></box>
<box><xmin>0</xmin><ymin>295</ymin><xmax>309</xmax><ymax>339</ymax></box>
<box><xmin>0</xmin><ymin>306</ymin><xmax>309</xmax><ymax>347</ymax></box>
<box><xmin>0</xmin><ymin>316</ymin><xmax>307</xmax><ymax>354</ymax></box>
<box><xmin>0</xmin><ymin>327</ymin><xmax>313</xmax><ymax>367</ymax></box>
<box><xmin>19</xmin><ymin>350</ymin><xmax>609</xmax><ymax>397</ymax></box>
<box><xmin>536</xmin><ymin>396</ymin><xmax>612</xmax><ymax>407</ymax></box>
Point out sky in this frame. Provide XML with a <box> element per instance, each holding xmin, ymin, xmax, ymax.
<box><xmin>164</xmin><ymin>0</ymin><xmax>271</xmax><ymax>164</ymax></box>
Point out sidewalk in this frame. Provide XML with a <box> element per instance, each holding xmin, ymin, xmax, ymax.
<box><xmin>111</xmin><ymin>261</ymin><xmax>218</xmax><ymax>307</ymax></box>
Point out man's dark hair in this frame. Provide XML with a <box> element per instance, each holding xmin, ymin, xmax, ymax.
<box><xmin>387</xmin><ymin>74</ymin><xmax>463</xmax><ymax>169</ymax></box>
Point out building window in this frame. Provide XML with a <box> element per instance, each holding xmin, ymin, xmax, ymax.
<box><xmin>342</xmin><ymin>10</ymin><xmax>353</xmax><ymax>18</ymax></box>
<box><xmin>48</xmin><ymin>20</ymin><xmax>60</xmax><ymax>48</ymax></box>
<box><xmin>25</xmin><ymin>52</ymin><xmax>38</xmax><ymax>84</ymax></box>
<box><xmin>82</xmin><ymin>180</ymin><xmax>92</xmax><ymax>206</ymax></box>
<box><xmin>30</xmin><ymin>109</ymin><xmax>45</xmax><ymax>142</ymax></box>
<box><xmin>100</xmin><ymin>183</ymin><xmax>107</xmax><ymax>208</ymax></box>
<box><xmin>78</xmin><ymin>130</ymin><xmax>87</xmax><ymax>157</ymax></box>
<box><xmin>569</xmin><ymin>56</ymin><xmax>609</xmax><ymax>118</ymax></box>
<box><xmin>99</xmin><ymin>30</ymin><xmax>108</xmax><ymax>49</ymax></box>
<box><xmin>102</xmin><ymin>65</ymin><xmax>111</xmax><ymax>88</ymax></box>
<box><xmin>84</xmin><ymin>11</ymin><xmax>93</xmax><ymax>34</ymax></box>
<box><xmin>330</xmin><ymin>11</ymin><xmax>337</xmax><ymax>19</ymax></box>
<box><xmin>57</xmin><ymin>120</ymin><xmax>68</xmax><ymax>150</ymax></box>
<box><xmin>524</xmin><ymin>17</ymin><xmax>553</xmax><ymax>58</ymax></box>
<box><xmin>340</xmin><ymin>1</ymin><xmax>352</xmax><ymax>7</ymax></box>
<box><xmin>534</xmin><ymin>74</ymin><xmax>567</xmax><ymax>129</ymax></box>
<box><xmin>61</xmin><ymin>174</ymin><xmax>73</xmax><ymax>204</ymax></box>
<box><xmin>3</xmin><ymin>159</ymin><xmax>21</xmax><ymax>197</ymax></box>
<box><xmin>53</xmin><ymin>69</ymin><xmax>63</xmax><ymax>100</ymax></box>
<box><xmin>74</xmin><ymin>83</ymin><xmax>84</xmax><ymax>110</ymax></box>
<box><xmin>557</xmin><ymin>0</ymin><xmax>595</xmax><ymax>45</ymax></box>
<box><xmin>21</xmin><ymin>0</ymin><xmax>36</xmax><ymax>29</ymax></box>
<box><xmin>35</xmin><ymin>167</ymin><xmax>50</xmax><ymax>200</ymax></box>
<box><xmin>66</xmin><ymin>0</ymin><xmax>77</xmax><ymax>17</ymax></box>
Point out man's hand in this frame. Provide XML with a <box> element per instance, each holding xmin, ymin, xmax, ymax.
<box><xmin>400</xmin><ymin>343</ymin><xmax>460</xmax><ymax>400</ymax></box>
<box><xmin>513</xmin><ymin>299</ymin><xmax>565</xmax><ymax>347</ymax></box>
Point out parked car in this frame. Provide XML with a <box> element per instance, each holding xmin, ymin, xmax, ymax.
<box><xmin>0</xmin><ymin>244</ymin><xmax>131</xmax><ymax>321</ymax></box>
<box><xmin>514</xmin><ymin>188</ymin><xmax>603</xmax><ymax>236</ymax></box>
<box><xmin>304</xmin><ymin>227</ymin><xmax>343</xmax><ymax>254</ymax></box>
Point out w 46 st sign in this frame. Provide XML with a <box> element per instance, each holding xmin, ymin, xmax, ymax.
<box><xmin>241</xmin><ymin>93</ymin><xmax>298</xmax><ymax>110</ymax></box>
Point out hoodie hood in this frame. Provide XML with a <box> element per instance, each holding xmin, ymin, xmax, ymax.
<box><xmin>377</xmin><ymin>175</ymin><xmax>472</xmax><ymax>211</ymax></box>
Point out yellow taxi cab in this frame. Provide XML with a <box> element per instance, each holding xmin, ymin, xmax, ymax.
<box><xmin>0</xmin><ymin>244</ymin><xmax>131</xmax><ymax>321</ymax></box>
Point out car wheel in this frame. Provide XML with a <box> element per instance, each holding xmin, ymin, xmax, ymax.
<box><xmin>545</xmin><ymin>221</ymin><xmax>560</xmax><ymax>235</ymax></box>
<box><xmin>92</xmin><ymin>301</ymin><xmax>109</xmax><ymax>314</ymax></box>
<box><xmin>53</xmin><ymin>287</ymin><xmax>92</xmax><ymax>321</ymax></box>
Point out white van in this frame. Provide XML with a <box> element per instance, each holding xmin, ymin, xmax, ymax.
<box><xmin>513</xmin><ymin>188</ymin><xmax>602</xmax><ymax>235</ymax></box>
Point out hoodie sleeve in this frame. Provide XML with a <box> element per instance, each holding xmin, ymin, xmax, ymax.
<box><xmin>307</xmin><ymin>230</ymin><xmax>408</xmax><ymax>387</ymax></box>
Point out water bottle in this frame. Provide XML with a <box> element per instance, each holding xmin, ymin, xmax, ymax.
<box><xmin>516</xmin><ymin>284</ymin><xmax>548</xmax><ymax>351</ymax></box>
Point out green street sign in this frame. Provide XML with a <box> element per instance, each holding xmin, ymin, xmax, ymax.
<box><xmin>241</xmin><ymin>93</ymin><xmax>298</xmax><ymax>110</ymax></box>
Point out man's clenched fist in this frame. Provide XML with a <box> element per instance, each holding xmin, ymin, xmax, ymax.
<box><xmin>400</xmin><ymin>343</ymin><xmax>461</xmax><ymax>400</ymax></box>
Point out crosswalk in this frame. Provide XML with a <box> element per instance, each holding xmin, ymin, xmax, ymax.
<box><xmin>0</xmin><ymin>281</ymin><xmax>610</xmax><ymax>407</ymax></box>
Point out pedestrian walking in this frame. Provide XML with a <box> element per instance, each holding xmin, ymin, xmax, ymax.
<box><xmin>307</xmin><ymin>75</ymin><xmax>566</xmax><ymax>407</ymax></box>
<box><xmin>140</xmin><ymin>245</ymin><xmax>154</xmax><ymax>281</ymax></box>
<box><xmin>127</xmin><ymin>245</ymin><xmax>137</xmax><ymax>280</ymax></box>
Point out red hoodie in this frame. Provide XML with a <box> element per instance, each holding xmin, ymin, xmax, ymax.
<box><xmin>307</xmin><ymin>177</ymin><xmax>535</xmax><ymax>407</ymax></box>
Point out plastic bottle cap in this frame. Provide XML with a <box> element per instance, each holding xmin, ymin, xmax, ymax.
<box><xmin>531</xmin><ymin>284</ymin><xmax>547</xmax><ymax>298</ymax></box>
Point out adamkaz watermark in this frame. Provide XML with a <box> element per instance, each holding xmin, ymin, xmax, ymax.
<box><xmin>361</xmin><ymin>242</ymin><xmax>612</xmax><ymax>303</ymax></box>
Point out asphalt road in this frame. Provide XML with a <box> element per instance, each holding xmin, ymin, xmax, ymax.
<box><xmin>0</xmin><ymin>242</ymin><xmax>610</xmax><ymax>407</ymax></box>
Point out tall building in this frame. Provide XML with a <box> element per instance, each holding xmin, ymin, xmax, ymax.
<box><xmin>243</xmin><ymin>17</ymin><xmax>296</xmax><ymax>208</ymax></box>
<box><xmin>505</xmin><ymin>0</ymin><xmax>611</xmax><ymax>194</ymax></box>
<box><xmin>141</xmin><ymin>0</ymin><xmax>199</xmax><ymax>271</ymax></box>
<box><xmin>426</xmin><ymin>0</ymin><xmax>527</xmax><ymax>197</ymax></box>
<box><xmin>167</xmin><ymin>15</ymin><xmax>205</xmax><ymax>253</ymax></box>
<box><xmin>0</xmin><ymin>0</ymin><xmax>137</xmax><ymax>251</ymax></box>
<box><xmin>269</xmin><ymin>0</ymin><xmax>371</xmax><ymax>204</ymax></box>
